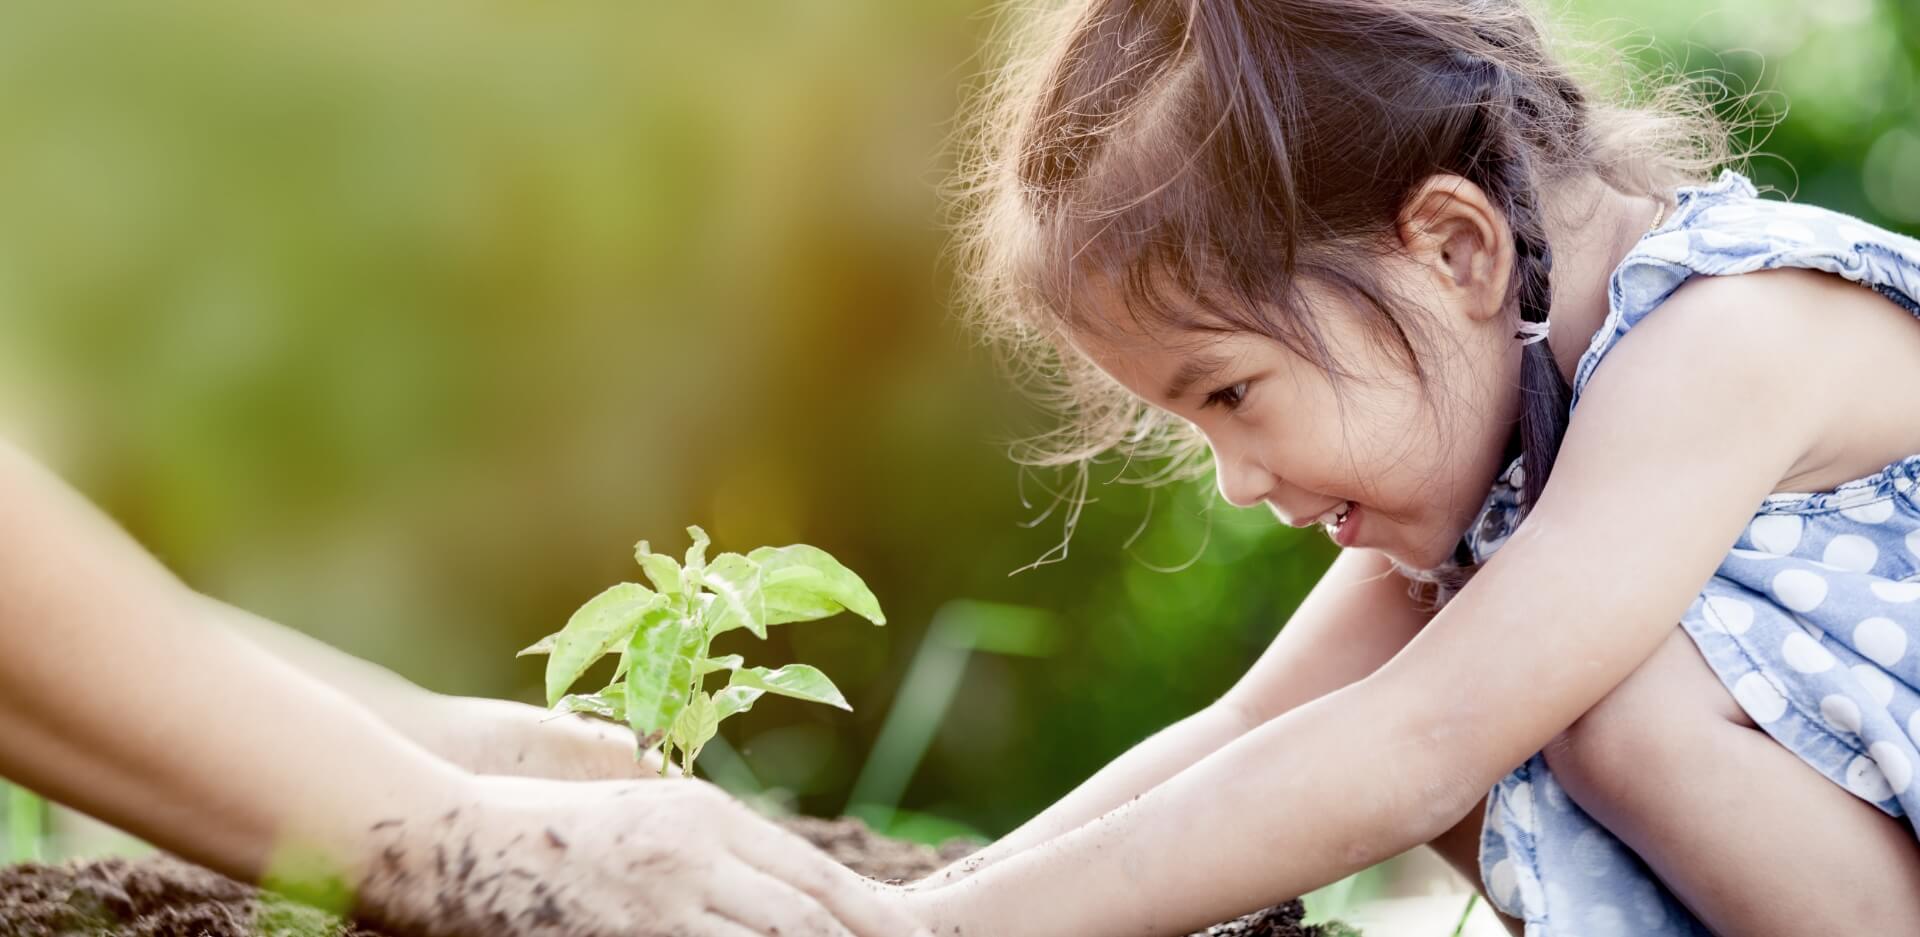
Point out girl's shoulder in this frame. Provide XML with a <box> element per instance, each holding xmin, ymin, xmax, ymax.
<box><xmin>1460</xmin><ymin>171</ymin><xmax>1920</xmax><ymax>563</ymax></box>
<box><xmin>1570</xmin><ymin>169</ymin><xmax>1920</xmax><ymax>409</ymax></box>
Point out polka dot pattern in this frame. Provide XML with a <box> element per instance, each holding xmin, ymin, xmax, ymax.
<box><xmin>1822</xmin><ymin>534</ymin><xmax>1878</xmax><ymax>573</ymax></box>
<box><xmin>1781</xmin><ymin>631</ymin><xmax>1837</xmax><ymax>673</ymax></box>
<box><xmin>1847</xmin><ymin>754</ymin><xmax>1894</xmax><ymax>802</ymax></box>
<box><xmin>1821</xmin><ymin>694</ymin><xmax>1863</xmax><ymax>734</ymax></box>
<box><xmin>1771</xmin><ymin>568</ymin><xmax>1828</xmax><ymax>612</ymax></box>
<box><xmin>1732</xmin><ymin>672</ymin><xmax>1788</xmax><ymax>723</ymax></box>
<box><xmin>1855</xmin><ymin>617</ymin><xmax>1908</xmax><ymax>667</ymax></box>
<box><xmin>1853</xmin><ymin>665</ymin><xmax>1897</xmax><ymax>707</ymax></box>
<box><xmin>1506</xmin><ymin>780</ymin><xmax>1536</xmax><ymax>832</ymax></box>
<box><xmin>1749</xmin><ymin>514</ymin><xmax>1804</xmax><ymax>555</ymax></box>
<box><xmin>1841</xmin><ymin>498</ymin><xmax>1896</xmax><ymax>525</ymax></box>
<box><xmin>1472</xmin><ymin>168</ymin><xmax>1920</xmax><ymax>936</ymax></box>
<box><xmin>1871</xmin><ymin>741</ymin><xmax>1914</xmax><ymax>794</ymax></box>
<box><xmin>1487</xmin><ymin>858</ymin><xmax>1517</xmax><ymax>909</ymax></box>
<box><xmin>1701</xmin><ymin>595</ymin><xmax>1754</xmax><ymax>634</ymax></box>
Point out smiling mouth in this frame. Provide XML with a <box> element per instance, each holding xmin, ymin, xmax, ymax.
<box><xmin>1315</xmin><ymin>502</ymin><xmax>1352</xmax><ymax>538</ymax></box>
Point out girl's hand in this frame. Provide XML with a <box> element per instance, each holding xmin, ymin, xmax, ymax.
<box><xmin>360</xmin><ymin>774</ymin><xmax>934</xmax><ymax>937</ymax></box>
<box><xmin>421</xmin><ymin>694</ymin><xmax>677</xmax><ymax>780</ymax></box>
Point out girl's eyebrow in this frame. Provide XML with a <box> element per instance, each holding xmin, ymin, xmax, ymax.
<box><xmin>1164</xmin><ymin>351</ymin><xmax>1231</xmax><ymax>401</ymax></box>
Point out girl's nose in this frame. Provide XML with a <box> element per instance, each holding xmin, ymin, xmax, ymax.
<box><xmin>1212</xmin><ymin>446</ymin><xmax>1273</xmax><ymax>509</ymax></box>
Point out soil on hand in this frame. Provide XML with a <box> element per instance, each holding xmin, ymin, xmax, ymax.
<box><xmin>0</xmin><ymin>816</ymin><xmax>1333</xmax><ymax>936</ymax></box>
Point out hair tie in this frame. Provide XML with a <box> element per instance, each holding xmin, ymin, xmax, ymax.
<box><xmin>1513</xmin><ymin>319</ymin><xmax>1551</xmax><ymax>345</ymax></box>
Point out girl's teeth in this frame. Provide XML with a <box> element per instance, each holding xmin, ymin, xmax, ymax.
<box><xmin>1317</xmin><ymin>503</ymin><xmax>1352</xmax><ymax>528</ymax></box>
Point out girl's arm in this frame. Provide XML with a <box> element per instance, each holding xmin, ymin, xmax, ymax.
<box><xmin>917</xmin><ymin>548</ymin><xmax>1426</xmax><ymax>887</ymax></box>
<box><xmin>201</xmin><ymin>592</ymin><xmax>672</xmax><ymax>779</ymax></box>
<box><xmin>904</xmin><ymin>278</ymin><xmax>1822</xmax><ymax>936</ymax></box>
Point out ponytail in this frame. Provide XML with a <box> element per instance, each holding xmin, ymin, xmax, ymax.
<box><xmin>1450</xmin><ymin>47</ymin><xmax>1575</xmax><ymax>510</ymax></box>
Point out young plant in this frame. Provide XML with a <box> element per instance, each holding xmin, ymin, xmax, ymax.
<box><xmin>518</xmin><ymin>526</ymin><xmax>885</xmax><ymax>776</ymax></box>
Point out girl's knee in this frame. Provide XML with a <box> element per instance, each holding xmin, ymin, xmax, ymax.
<box><xmin>1543</xmin><ymin>627</ymin><xmax>1741</xmax><ymax>808</ymax></box>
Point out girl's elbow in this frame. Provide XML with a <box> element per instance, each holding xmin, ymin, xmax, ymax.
<box><xmin>1386</xmin><ymin>703</ymin><xmax>1503</xmax><ymax>843</ymax></box>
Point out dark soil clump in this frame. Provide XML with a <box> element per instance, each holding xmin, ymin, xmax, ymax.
<box><xmin>0</xmin><ymin>816</ymin><xmax>1335</xmax><ymax>936</ymax></box>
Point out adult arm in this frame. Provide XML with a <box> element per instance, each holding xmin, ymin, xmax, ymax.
<box><xmin>0</xmin><ymin>436</ymin><xmax>466</xmax><ymax>893</ymax></box>
<box><xmin>0</xmin><ymin>439</ymin><xmax>927</xmax><ymax>936</ymax></box>
<box><xmin>202</xmin><ymin>592</ymin><xmax>671</xmax><ymax>779</ymax></box>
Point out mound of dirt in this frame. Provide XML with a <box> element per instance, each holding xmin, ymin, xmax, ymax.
<box><xmin>0</xmin><ymin>816</ymin><xmax>1335</xmax><ymax>936</ymax></box>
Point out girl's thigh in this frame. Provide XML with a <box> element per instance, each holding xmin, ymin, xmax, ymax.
<box><xmin>1544</xmin><ymin>625</ymin><xmax>1920</xmax><ymax>935</ymax></box>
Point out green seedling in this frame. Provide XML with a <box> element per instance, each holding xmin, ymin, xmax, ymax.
<box><xmin>518</xmin><ymin>526</ymin><xmax>885</xmax><ymax>776</ymax></box>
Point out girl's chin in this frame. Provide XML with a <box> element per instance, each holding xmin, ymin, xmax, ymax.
<box><xmin>1375</xmin><ymin>528</ymin><xmax>1461</xmax><ymax>574</ymax></box>
<box><xmin>1334</xmin><ymin>512</ymin><xmax>1460</xmax><ymax>572</ymax></box>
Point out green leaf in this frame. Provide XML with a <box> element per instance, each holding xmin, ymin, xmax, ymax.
<box><xmin>700</xmin><ymin>553</ymin><xmax>768</xmax><ymax>639</ymax></box>
<box><xmin>728</xmin><ymin>664</ymin><xmax>851</xmax><ymax>711</ymax></box>
<box><xmin>633</xmin><ymin>541</ymin><xmax>683</xmax><ymax>595</ymax></box>
<box><xmin>683</xmin><ymin>525</ymin><xmax>711</xmax><ymax>574</ymax></box>
<box><xmin>713</xmin><ymin>685</ymin><xmax>765</xmax><ymax>721</ymax></box>
<box><xmin>612</xmin><ymin>592</ymin><xmax>694</xmax><ymax>682</ymax></box>
<box><xmin>542</xmin><ymin>584</ymin><xmax>664</xmax><ymax>706</ymax></box>
<box><xmin>669</xmin><ymin>692</ymin><xmax>720</xmax><ymax>759</ymax></box>
<box><xmin>696</xmin><ymin>654</ymin><xmax>744</xmax><ymax>676</ymax></box>
<box><xmin>622</xmin><ymin>608</ymin><xmax>706</xmax><ymax>738</ymax></box>
<box><xmin>555</xmin><ymin>688</ymin><xmax>626</xmax><ymax>722</ymax></box>
<box><xmin>516</xmin><ymin>632</ymin><xmax>558</xmax><ymax>657</ymax></box>
<box><xmin>748</xmin><ymin>543</ymin><xmax>885</xmax><ymax>624</ymax></box>
<box><xmin>701</xmin><ymin>544</ymin><xmax>885</xmax><ymax>637</ymax></box>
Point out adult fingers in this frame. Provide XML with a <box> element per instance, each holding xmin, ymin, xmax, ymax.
<box><xmin>690</xmin><ymin>914</ymin><xmax>762</xmax><ymax>937</ymax></box>
<box><xmin>706</xmin><ymin>858</ymin><xmax>855</xmax><ymax>937</ymax></box>
<box><xmin>738</xmin><ymin>833</ymin><xmax>931</xmax><ymax>937</ymax></box>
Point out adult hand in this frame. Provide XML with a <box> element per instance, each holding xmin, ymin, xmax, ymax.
<box><xmin>358</xmin><ymin>774</ymin><xmax>935</xmax><ymax>937</ymax></box>
<box><xmin>418</xmin><ymin>694</ymin><xmax>678</xmax><ymax>781</ymax></box>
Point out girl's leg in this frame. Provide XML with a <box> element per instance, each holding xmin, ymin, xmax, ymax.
<box><xmin>1426</xmin><ymin>797</ymin><xmax>1525</xmax><ymax>936</ymax></box>
<box><xmin>1543</xmin><ymin>627</ymin><xmax>1920</xmax><ymax>935</ymax></box>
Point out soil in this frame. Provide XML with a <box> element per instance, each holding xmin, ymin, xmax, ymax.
<box><xmin>0</xmin><ymin>816</ymin><xmax>1333</xmax><ymax>936</ymax></box>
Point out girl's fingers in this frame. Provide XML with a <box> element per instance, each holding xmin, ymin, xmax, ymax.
<box><xmin>738</xmin><ymin>835</ymin><xmax>932</xmax><ymax>937</ymax></box>
<box><xmin>707</xmin><ymin>858</ymin><xmax>856</xmax><ymax>937</ymax></box>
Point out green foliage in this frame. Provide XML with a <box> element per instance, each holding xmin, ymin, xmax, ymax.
<box><xmin>7</xmin><ymin>784</ymin><xmax>44</xmax><ymax>863</ymax></box>
<box><xmin>519</xmin><ymin>526</ymin><xmax>884</xmax><ymax>775</ymax></box>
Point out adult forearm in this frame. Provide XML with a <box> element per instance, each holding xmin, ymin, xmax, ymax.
<box><xmin>200</xmin><ymin>585</ymin><xmax>669</xmax><ymax>779</ymax></box>
<box><xmin>0</xmin><ymin>442</ymin><xmax>466</xmax><ymax>888</ymax></box>
<box><xmin>925</xmin><ymin>703</ymin><xmax>1252</xmax><ymax>885</ymax></box>
<box><xmin>202</xmin><ymin>593</ymin><xmax>461</xmax><ymax>741</ymax></box>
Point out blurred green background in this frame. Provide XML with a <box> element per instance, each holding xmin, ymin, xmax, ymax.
<box><xmin>0</xmin><ymin>0</ymin><xmax>1914</xmax><ymax>861</ymax></box>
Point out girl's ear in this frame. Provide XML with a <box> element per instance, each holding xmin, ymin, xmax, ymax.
<box><xmin>1395</xmin><ymin>174</ymin><xmax>1512</xmax><ymax>325</ymax></box>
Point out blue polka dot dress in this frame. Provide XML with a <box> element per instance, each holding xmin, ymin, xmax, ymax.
<box><xmin>1469</xmin><ymin>170</ymin><xmax>1920</xmax><ymax>936</ymax></box>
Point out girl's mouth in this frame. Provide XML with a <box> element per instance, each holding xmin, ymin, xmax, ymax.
<box><xmin>1316</xmin><ymin>502</ymin><xmax>1359</xmax><ymax>547</ymax></box>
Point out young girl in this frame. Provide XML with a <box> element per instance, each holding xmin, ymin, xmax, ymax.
<box><xmin>894</xmin><ymin>1</ymin><xmax>1920</xmax><ymax>935</ymax></box>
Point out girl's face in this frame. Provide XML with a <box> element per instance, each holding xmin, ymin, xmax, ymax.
<box><xmin>1071</xmin><ymin>251</ymin><xmax>1523</xmax><ymax>572</ymax></box>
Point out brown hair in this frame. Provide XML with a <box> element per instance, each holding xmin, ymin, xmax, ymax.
<box><xmin>953</xmin><ymin>0</ymin><xmax>1753</xmax><ymax>580</ymax></box>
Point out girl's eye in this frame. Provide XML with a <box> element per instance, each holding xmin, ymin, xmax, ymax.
<box><xmin>1201</xmin><ymin>381</ymin><xmax>1249</xmax><ymax>412</ymax></box>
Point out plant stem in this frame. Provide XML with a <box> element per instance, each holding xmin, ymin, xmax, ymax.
<box><xmin>1449</xmin><ymin>893</ymin><xmax>1479</xmax><ymax>937</ymax></box>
